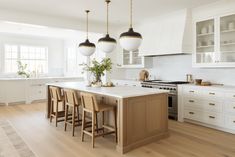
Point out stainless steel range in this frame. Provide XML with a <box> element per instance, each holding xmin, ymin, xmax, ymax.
<box><xmin>141</xmin><ymin>80</ymin><xmax>189</xmax><ymax>120</ymax></box>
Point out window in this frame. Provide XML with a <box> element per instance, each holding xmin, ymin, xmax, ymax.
<box><xmin>4</xmin><ymin>44</ymin><xmax>48</xmax><ymax>74</ymax></box>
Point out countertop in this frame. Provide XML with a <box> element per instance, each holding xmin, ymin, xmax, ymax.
<box><xmin>179</xmin><ymin>83</ymin><xmax>235</xmax><ymax>91</ymax></box>
<box><xmin>47</xmin><ymin>82</ymin><xmax>168</xmax><ymax>98</ymax></box>
<box><xmin>0</xmin><ymin>76</ymin><xmax>83</xmax><ymax>81</ymax></box>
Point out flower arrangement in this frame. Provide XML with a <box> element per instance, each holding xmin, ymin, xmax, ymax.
<box><xmin>82</xmin><ymin>58</ymin><xmax>112</xmax><ymax>86</ymax></box>
<box><xmin>17</xmin><ymin>61</ymin><xmax>30</xmax><ymax>78</ymax></box>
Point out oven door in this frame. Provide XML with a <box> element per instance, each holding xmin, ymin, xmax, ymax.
<box><xmin>168</xmin><ymin>94</ymin><xmax>177</xmax><ymax>120</ymax></box>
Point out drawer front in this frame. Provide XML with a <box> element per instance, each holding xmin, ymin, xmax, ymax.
<box><xmin>183</xmin><ymin>88</ymin><xmax>202</xmax><ymax>98</ymax></box>
<box><xmin>225</xmin><ymin>115</ymin><xmax>235</xmax><ymax>130</ymax></box>
<box><xmin>184</xmin><ymin>109</ymin><xmax>202</xmax><ymax>121</ymax></box>
<box><xmin>203</xmin><ymin>90</ymin><xmax>224</xmax><ymax>100</ymax></box>
<box><xmin>225</xmin><ymin>92</ymin><xmax>235</xmax><ymax>101</ymax></box>
<box><xmin>203</xmin><ymin>100</ymin><xmax>223</xmax><ymax>113</ymax></box>
<box><xmin>184</xmin><ymin>97</ymin><xmax>202</xmax><ymax>108</ymax></box>
<box><xmin>202</xmin><ymin>112</ymin><xmax>224</xmax><ymax>126</ymax></box>
<box><xmin>224</xmin><ymin>101</ymin><xmax>235</xmax><ymax>114</ymax></box>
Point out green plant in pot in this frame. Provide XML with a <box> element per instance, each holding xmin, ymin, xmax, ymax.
<box><xmin>17</xmin><ymin>61</ymin><xmax>30</xmax><ymax>78</ymax></box>
<box><xmin>82</xmin><ymin>58</ymin><xmax>112</xmax><ymax>87</ymax></box>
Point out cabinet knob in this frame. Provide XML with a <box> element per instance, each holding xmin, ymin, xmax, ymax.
<box><xmin>189</xmin><ymin>100</ymin><xmax>195</xmax><ymax>103</ymax></box>
<box><xmin>189</xmin><ymin>91</ymin><xmax>195</xmax><ymax>93</ymax></box>
<box><xmin>209</xmin><ymin>103</ymin><xmax>215</xmax><ymax>106</ymax></box>
<box><xmin>209</xmin><ymin>92</ymin><xmax>215</xmax><ymax>95</ymax></box>
<box><xmin>233</xmin><ymin>107</ymin><xmax>235</xmax><ymax>109</ymax></box>
<box><xmin>209</xmin><ymin>116</ymin><xmax>215</xmax><ymax>119</ymax></box>
<box><xmin>233</xmin><ymin>121</ymin><xmax>235</xmax><ymax>123</ymax></box>
<box><xmin>189</xmin><ymin>112</ymin><xmax>194</xmax><ymax>115</ymax></box>
<box><xmin>233</xmin><ymin>95</ymin><xmax>235</xmax><ymax>97</ymax></box>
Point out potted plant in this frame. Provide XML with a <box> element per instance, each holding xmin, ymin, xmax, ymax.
<box><xmin>82</xmin><ymin>58</ymin><xmax>112</xmax><ymax>87</ymax></box>
<box><xmin>17</xmin><ymin>61</ymin><xmax>30</xmax><ymax>78</ymax></box>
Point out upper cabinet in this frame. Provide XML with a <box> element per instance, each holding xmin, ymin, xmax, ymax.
<box><xmin>193</xmin><ymin>13</ymin><xmax>235</xmax><ymax>67</ymax></box>
<box><xmin>138</xmin><ymin>9</ymin><xmax>193</xmax><ymax>56</ymax></box>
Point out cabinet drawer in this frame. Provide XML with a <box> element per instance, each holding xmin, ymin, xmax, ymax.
<box><xmin>225</xmin><ymin>115</ymin><xmax>235</xmax><ymax>130</ymax></box>
<box><xmin>202</xmin><ymin>112</ymin><xmax>224</xmax><ymax>126</ymax></box>
<box><xmin>184</xmin><ymin>109</ymin><xmax>201</xmax><ymax>121</ymax></box>
<box><xmin>225</xmin><ymin>92</ymin><xmax>235</xmax><ymax>101</ymax></box>
<box><xmin>183</xmin><ymin>88</ymin><xmax>202</xmax><ymax>98</ymax></box>
<box><xmin>224</xmin><ymin>101</ymin><xmax>235</xmax><ymax>114</ymax></box>
<box><xmin>203</xmin><ymin>90</ymin><xmax>224</xmax><ymax>99</ymax></box>
<box><xmin>203</xmin><ymin>100</ymin><xmax>223</xmax><ymax>113</ymax></box>
<box><xmin>184</xmin><ymin>97</ymin><xmax>202</xmax><ymax>108</ymax></box>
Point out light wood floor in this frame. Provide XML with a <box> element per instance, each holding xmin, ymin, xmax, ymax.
<box><xmin>0</xmin><ymin>103</ymin><xmax>235</xmax><ymax>157</ymax></box>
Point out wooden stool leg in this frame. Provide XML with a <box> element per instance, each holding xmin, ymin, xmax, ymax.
<box><xmin>81</xmin><ymin>110</ymin><xmax>85</xmax><ymax>142</ymax></box>
<box><xmin>72</xmin><ymin>106</ymin><xmax>75</xmax><ymax>136</ymax></box>
<box><xmin>92</xmin><ymin>111</ymin><xmax>95</xmax><ymax>148</ymax></box>
<box><xmin>77</xmin><ymin>106</ymin><xmax>80</xmax><ymax>124</ymax></box>
<box><xmin>95</xmin><ymin>113</ymin><xmax>99</xmax><ymax>133</ymax></box>
<box><xmin>50</xmin><ymin>101</ymin><xmax>53</xmax><ymax>123</ymax></box>
<box><xmin>113</xmin><ymin>108</ymin><xmax>117</xmax><ymax>143</ymax></box>
<box><xmin>102</xmin><ymin>111</ymin><xmax>105</xmax><ymax>136</ymax></box>
<box><xmin>55</xmin><ymin>101</ymin><xmax>58</xmax><ymax>127</ymax></box>
<box><xmin>64</xmin><ymin>105</ymin><xmax>68</xmax><ymax>131</ymax></box>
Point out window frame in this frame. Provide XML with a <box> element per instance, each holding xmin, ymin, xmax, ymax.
<box><xmin>2</xmin><ymin>44</ymin><xmax>49</xmax><ymax>75</ymax></box>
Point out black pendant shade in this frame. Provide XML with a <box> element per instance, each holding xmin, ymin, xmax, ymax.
<box><xmin>98</xmin><ymin>34</ymin><xmax>117</xmax><ymax>43</ymax></box>
<box><xmin>120</xmin><ymin>28</ymin><xmax>142</xmax><ymax>39</ymax></box>
<box><xmin>79</xmin><ymin>39</ymin><xmax>96</xmax><ymax>48</ymax></box>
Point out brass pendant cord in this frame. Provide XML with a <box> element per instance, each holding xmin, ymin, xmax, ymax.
<box><xmin>130</xmin><ymin>0</ymin><xmax>133</xmax><ymax>28</ymax></box>
<box><xmin>86</xmin><ymin>10</ymin><xmax>89</xmax><ymax>39</ymax></box>
<box><xmin>106</xmin><ymin>0</ymin><xmax>110</xmax><ymax>35</ymax></box>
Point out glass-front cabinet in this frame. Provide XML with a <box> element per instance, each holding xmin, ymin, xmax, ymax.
<box><xmin>194</xmin><ymin>13</ymin><xmax>235</xmax><ymax>67</ymax></box>
<box><xmin>117</xmin><ymin>49</ymin><xmax>145</xmax><ymax>68</ymax></box>
<box><xmin>219</xmin><ymin>14</ymin><xmax>235</xmax><ymax>64</ymax></box>
<box><xmin>196</xmin><ymin>19</ymin><xmax>215</xmax><ymax>64</ymax></box>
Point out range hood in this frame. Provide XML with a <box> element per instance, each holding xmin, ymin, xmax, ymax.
<box><xmin>138</xmin><ymin>9</ymin><xmax>192</xmax><ymax>56</ymax></box>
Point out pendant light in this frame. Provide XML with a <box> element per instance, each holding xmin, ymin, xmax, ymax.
<box><xmin>119</xmin><ymin>0</ymin><xmax>142</xmax><ymax>51</ymax></box>
<box><xmin>79</xmin><ymin>10</ymin><xmax>96</xmax><ymax>56</ymax></box>
<box><xmin>98</xmin><ymin>0</ymin><xmax>116</xmax><ymax>53</ymax></box>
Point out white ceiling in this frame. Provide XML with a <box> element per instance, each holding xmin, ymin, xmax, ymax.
<box><xmin>0</xmin><ymin>0</ymin><xmax>219</xmax><ymax>25</ymax></box>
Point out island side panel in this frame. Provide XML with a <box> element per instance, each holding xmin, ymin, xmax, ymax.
<box><xmin>117</xmin><ymin>93</ymin><xmax>169</xmax><ymax>154</ymax></box>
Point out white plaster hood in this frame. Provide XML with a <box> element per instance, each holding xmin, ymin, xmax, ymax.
<box><xmin>138</xmin><ymin>9</ymin><xmax>193</xmax><ymax>56</ymax></box>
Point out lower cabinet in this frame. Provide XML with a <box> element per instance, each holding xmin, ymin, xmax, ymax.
<box><xmin>0</xmin><ymin>77</ymin><xmax>83</xmax><ymax>105</ymax></box>
<box><xmin>178</xmin><ymin>85</ymin><xmax>235</xmax><ymax>134</ymax></box>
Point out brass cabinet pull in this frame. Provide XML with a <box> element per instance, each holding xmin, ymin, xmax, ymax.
<box><xmin>209</xmin><ymin>116</ymin><xmax>215</xmax><ymax>119</ymax></box>
<box><xmin>189</xmin><ymin>100</ymin><xmax>195</xmax><ymax>103</ymax></box>
<box><xmin>189</xmin><ymin>91</ymin><xmax>195</xmax><ymax>93</ymax></box>
<box><xmin>189</xmin><ymin>112</ymin><xmax>194</xmax><ymax>115</ymax></box>
<box><xmin>209</xmin><ymin>92</ymin><xmax>215</xmax><ymax>95</ymax></box>
<box><xmin>209</xmin><ymin>103</ymin><xmax>215</xmax><ymax>106</ymax></box>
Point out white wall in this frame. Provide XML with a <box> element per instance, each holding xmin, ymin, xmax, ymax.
<box><xmin>0</xmin><ymin>33</ymin><xmax>65</xmax><ymax>77</ymax></box>
<box><xmin>124</xmin><ymin>54</ymin><xmax>235</xmax><ymax>85</ymax></box>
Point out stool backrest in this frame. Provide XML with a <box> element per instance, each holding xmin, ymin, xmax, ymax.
<box><xmin>80</xmin><ymin>92</ymin><xmax>98</xmax><ymax>111</ymax></box>
<box><xmin>49</xmin><ymin>86</ymin><xmax>63</xmax><ymax>101</ymax></box>
<box><xmin>64</xmin><ymin>89</ymin><xmax>79</xmax><ymax>105</ymax></box>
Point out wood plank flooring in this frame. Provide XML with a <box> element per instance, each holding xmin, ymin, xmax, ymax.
<box><xmin>0</xmin><ymin>103</ymin><xmax>235</xmax><ymax>157</ymax></box>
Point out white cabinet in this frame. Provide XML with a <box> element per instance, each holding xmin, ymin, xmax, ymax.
<box><xmin>178</xmin><ymin>85</ymin><xmax>235</xmax><ymax>134</ymax></box>
<box><xmin>112</xmin><ymin>79</ymin><xmax>141</xmax><ymax>87</ymax></box>
<box><xmin>0</xmin><ymin>77</ymin><xmax>83</xmax><ymax>105</ymax></box>
<box><xmin>193</xmin><ymin>13</ymin><xmax>235</xmax><ymax>67</ymax></box>
<box><xmin>116</xmin><ymin>49</ymin><xmax>145</xmax><ymax>68</ymax></box>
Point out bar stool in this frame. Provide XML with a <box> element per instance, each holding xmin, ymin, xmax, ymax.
<box><xmin>63</xmin><ymin>89</ymin><xmax>82</xmax><ymax>136</ymax></box>
<box><xmin>80</xmin><ymin>92</ymin><xmax>117</xmax><ymax>148</ymax></box>
<box><xmin>49</xmin><ymin>86</ymin><xmax>65</xmax><ymax>127</ymax></box>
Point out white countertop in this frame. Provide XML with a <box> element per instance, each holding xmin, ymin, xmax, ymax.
<box><xmin>179</xmin><ymin>83</ymin><xmax>235</xmax><ymax>91</ymax></box>
<box><xmin>0</xmin><ymin>76</ymin><xmax>82</xmax><ymax>81</ymax></box>
<box><xmin>47</xmin><ymin>82</ymin><xmax>168</xmax><ymax>98</ymax></box>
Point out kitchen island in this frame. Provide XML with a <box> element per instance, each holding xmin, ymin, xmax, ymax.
<box><xmin>46</xmin><ymin>82</ymin><xmax>169</xmax><ymax>154</ymax></box>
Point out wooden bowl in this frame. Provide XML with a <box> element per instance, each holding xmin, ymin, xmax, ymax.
<box><xmin>195</xmin><ymin>79</ymin><xmax>202</xmax><ymax>85</ymax></box>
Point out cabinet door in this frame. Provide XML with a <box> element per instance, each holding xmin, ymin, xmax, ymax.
<box><xmin>218</xmin><ymin>14</ymin><xmax>235</xmax><ymax>64</ymax></box>
<box><xmin>195</xmin><ymin>19</ymin><xmax>216</xmax><ymax>64</ymax></box>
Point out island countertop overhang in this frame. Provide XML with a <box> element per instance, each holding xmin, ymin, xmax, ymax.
<box><xmin>46</xmin><ymin>82</ymin><xmax>168</xmax><ymax>98</ymax></box>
